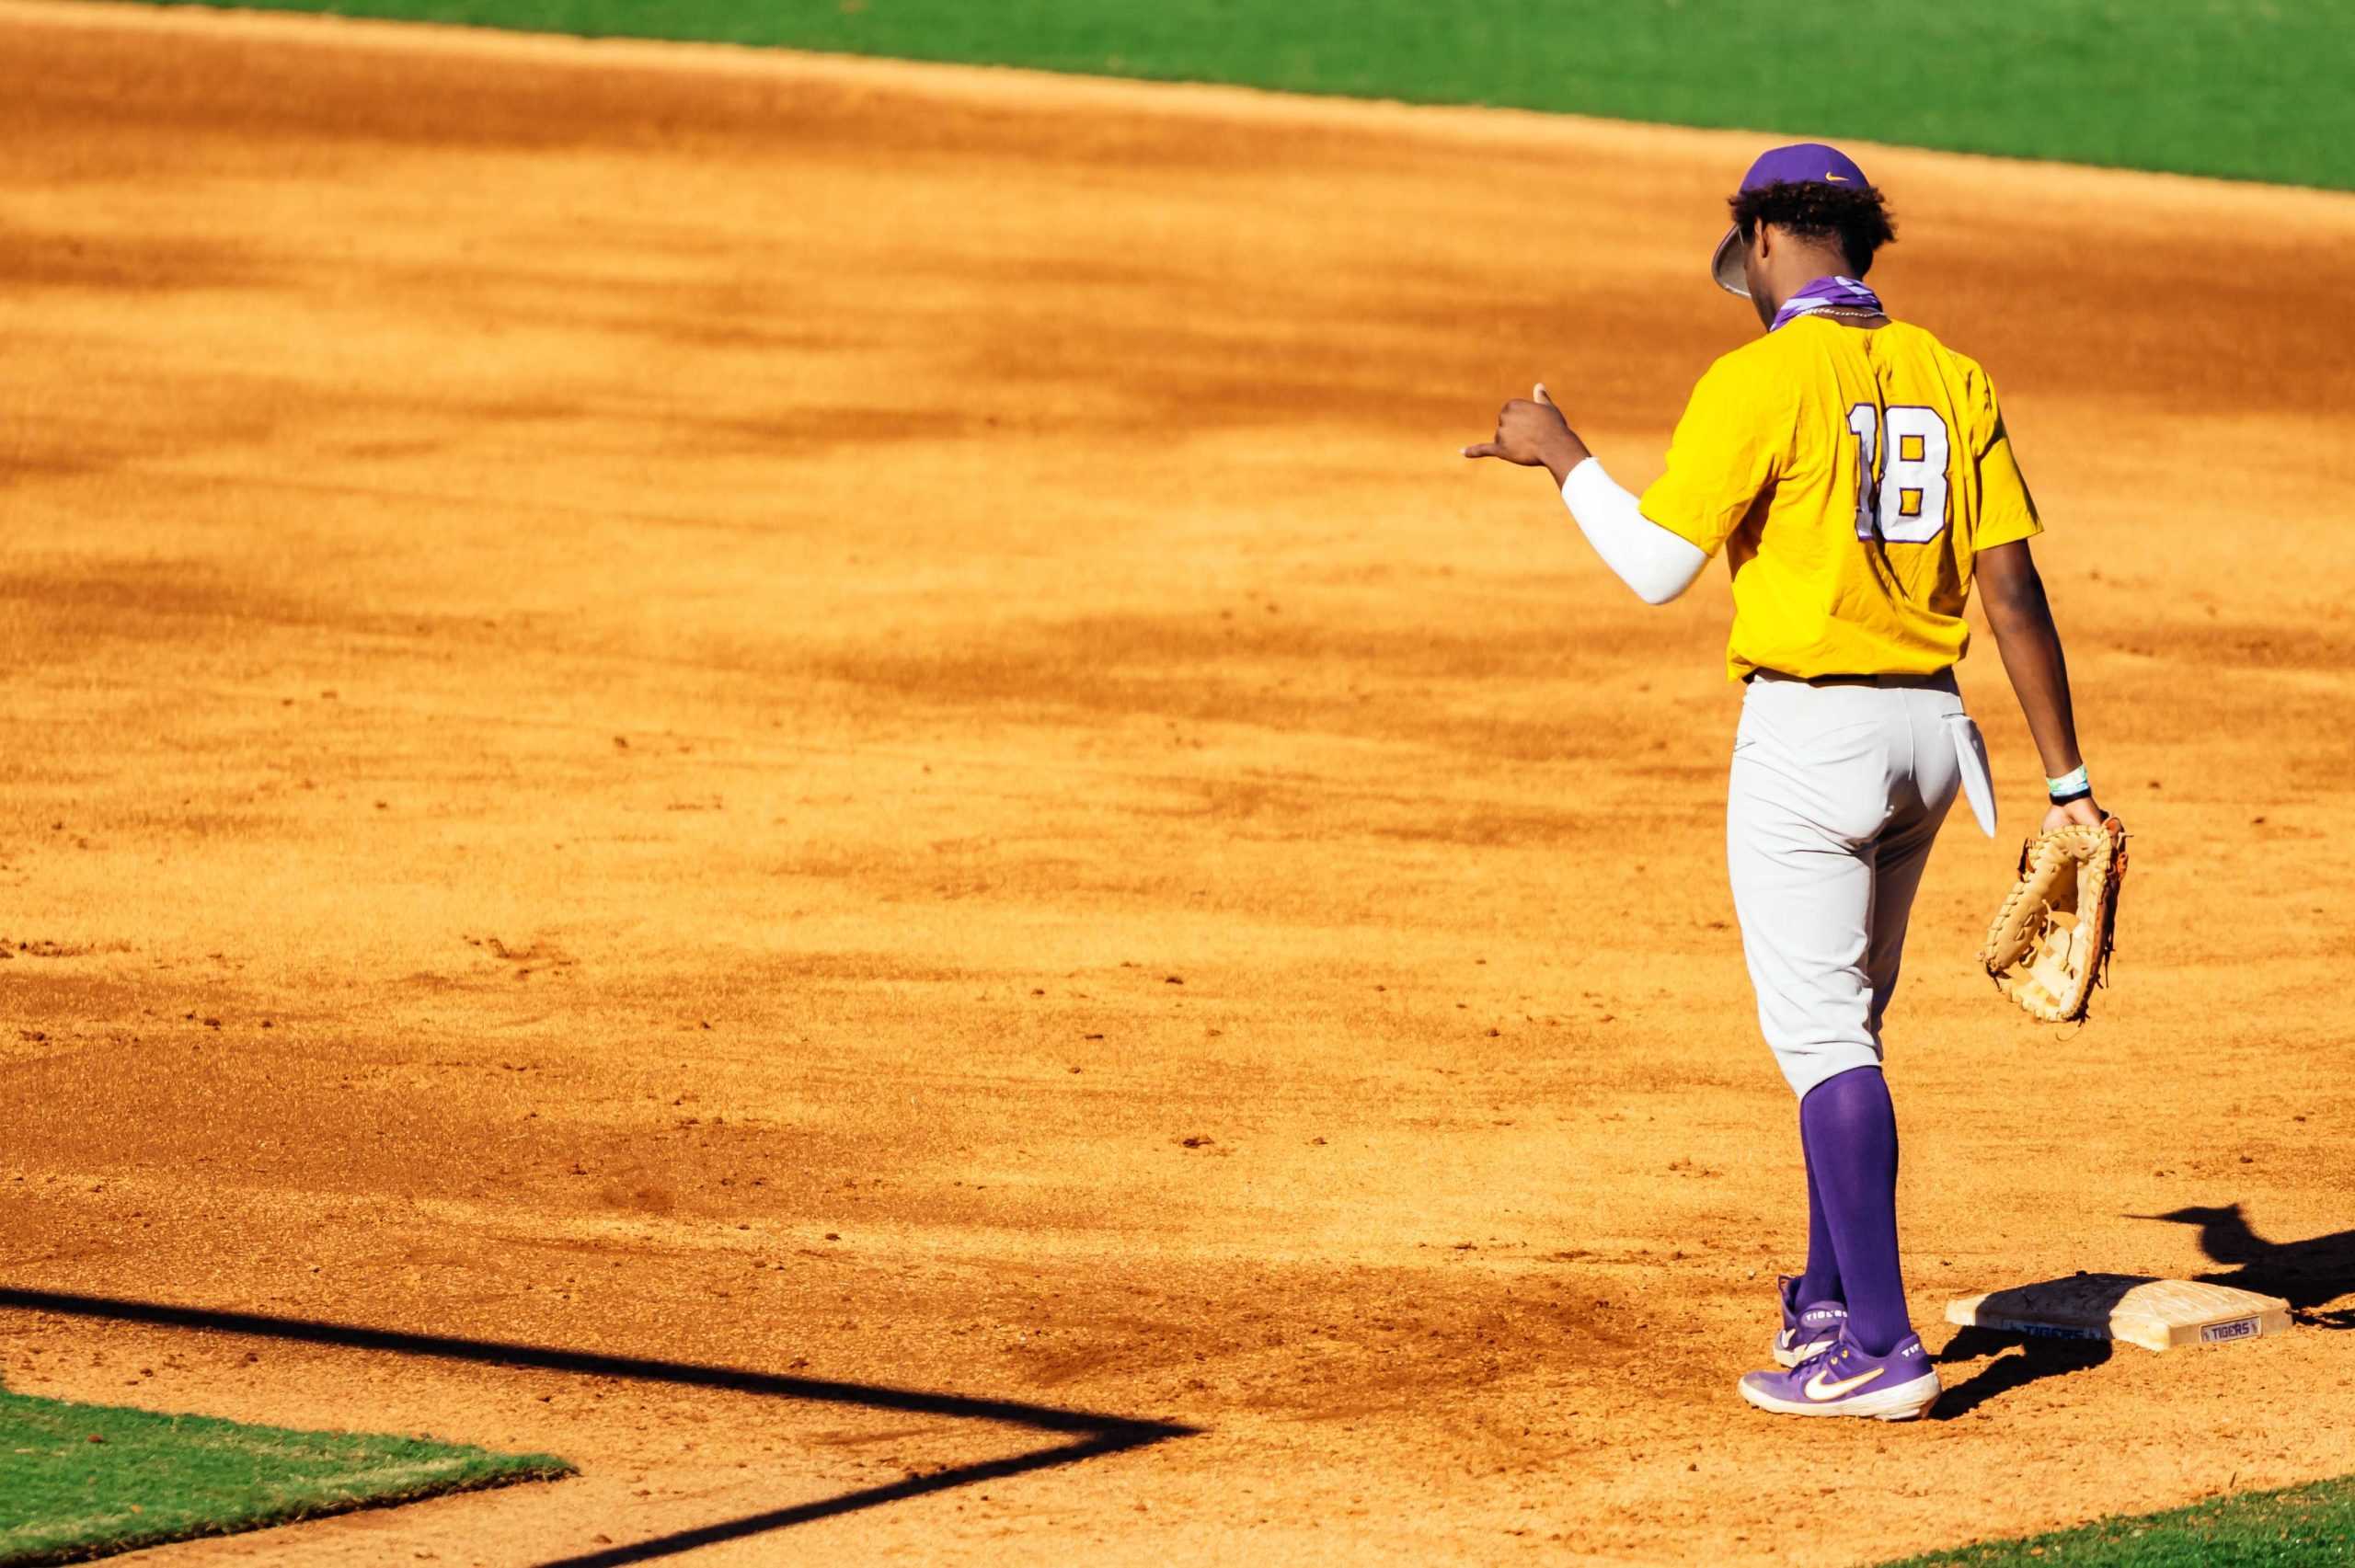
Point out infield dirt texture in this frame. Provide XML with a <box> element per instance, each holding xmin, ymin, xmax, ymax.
<box><xmin>5</xmin><ymin>3</ymin><xmax>2355</xmax><ymax>1564</ymax></box>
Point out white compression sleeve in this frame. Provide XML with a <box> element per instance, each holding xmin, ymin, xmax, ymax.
<box><xmin>1560</xmin><ymin>458</ymin><xmax>1708</xmax><ymax>606</ymax></box>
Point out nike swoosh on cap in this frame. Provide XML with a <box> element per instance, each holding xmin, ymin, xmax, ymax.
<box><xmin>1712</xmin><ymin>143</ymin><xmax>1871</xmax><ymax>296</ymax></box>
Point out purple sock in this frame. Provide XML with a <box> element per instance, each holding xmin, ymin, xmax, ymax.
<box><xmin>1798</xmin><ymin>1066</ymin><xmax>1910</xmax><ymax>1356</ymax></box>
<box><xmin>1797</xmin><ymin>1144</ymin><xmax>1842</xmax><ymax>1307</ymax></box>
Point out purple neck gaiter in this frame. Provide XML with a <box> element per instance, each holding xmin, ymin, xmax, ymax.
<box><xmin>1770</xmin><ymin>274</ymin><xmax>1884</xmax><ymax>332</ymax></box>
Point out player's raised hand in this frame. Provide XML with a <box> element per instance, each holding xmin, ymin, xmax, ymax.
<box><xmin>1462</xmin><ymin>383</ymin><xmax>1591</xmax><ymax>479</ymax></box>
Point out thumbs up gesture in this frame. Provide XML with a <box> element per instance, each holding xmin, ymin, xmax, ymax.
<box><xmin>1462</xmin><ymin>383</ymin><xmax>1589</xmax><ymax>480</ymax></box>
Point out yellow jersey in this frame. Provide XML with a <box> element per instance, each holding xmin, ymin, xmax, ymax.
<box><xmin>1638</xmin><ymin>315</ymin><xmax>2040</xmax><ymax>681</ymax></box>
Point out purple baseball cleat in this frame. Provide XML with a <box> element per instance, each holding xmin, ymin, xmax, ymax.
<box><xmin>1740</xmin><ymin>1329</ymin><xmax>1940</xmax><ymax>1421</ymax></box>
<box><xmin>1773</xmin><ymin>1275</ymin><xmax>1848</xmax><ymax>1368</ymax></box>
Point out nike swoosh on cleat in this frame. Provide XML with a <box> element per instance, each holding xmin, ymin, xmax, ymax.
<box><xmin>1805</xmin><ymin>1366</ymin><xmax>1885</xmax><ymax>1400</ymax></box>
<box><xmin>1826</xmin><ymin>172</ymin><xmax>1850</xmax><ymax>182</ymax></box>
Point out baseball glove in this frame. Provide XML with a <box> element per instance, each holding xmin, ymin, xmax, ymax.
<box><xmin>1979</xmin><ymin>817</ymin><xmax>2128</xmax><ymax>1023</ymax></box>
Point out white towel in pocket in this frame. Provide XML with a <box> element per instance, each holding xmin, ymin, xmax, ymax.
<box><xmin>1949</xmin><ymin>715</ymin><xmax>1997</xmax><ymax>839</ymax></box>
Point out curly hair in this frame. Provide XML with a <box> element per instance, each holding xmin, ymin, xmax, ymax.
<box><xmin>1729</xmin><ymin>181</ymin><xmax>1897</xmax><ymax>277</ymax></box>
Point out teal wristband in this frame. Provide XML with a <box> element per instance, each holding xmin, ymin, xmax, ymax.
<box><xmin>2046</xmin><ymin>765</ymin><xmax>2091</xmax><ymax>801</ymax></box>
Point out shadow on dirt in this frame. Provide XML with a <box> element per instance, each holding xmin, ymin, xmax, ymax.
<box><xmin>2132</xmin><ymin>1203</ymin><xmax>2355</xmax><ymax>1329</ymax></box>
<box><xmin>0</xmin><ymin>1287</ymin><xmax>1195</xmax><ymax>1566</ymax></box>
<box><xmin>1930</xmin><ymin>1325</ymin><xmax>2112</xmax><ymax>1420</ymax></box>
<box><xmin>1932</xmin><ymin>1203</ymin><xmax>2355</xmax><ymax>1418</ymax></box>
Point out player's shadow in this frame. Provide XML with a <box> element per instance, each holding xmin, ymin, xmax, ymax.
<box><xmin>2131</xmin><ymin>1203</ymin><xmax>2355</xmax><ymax>1330</ymax></box>
<box><xmin>1933</xmin><ymin>1203</ymin><xmax>2355</xmax><ymax>1418</ymax></box>
<box><xmin>1930</xmin><ymin>1329</ymin><xmax>2111</xmax><ymax>1420</ymax></box>
<box><xmin>1930</xmin><ymin>1283</ymin><xmax>2120</xmax><ymax>1423</ymax></box>
<box><xmin>0</xmin><ymin>1287</ymin><xmax>1196</xmax><ymax>1566</ymax></box>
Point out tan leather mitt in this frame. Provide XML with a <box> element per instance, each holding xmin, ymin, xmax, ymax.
<box><xmin>1979</xmin><ymin>817</ymin><xmax>2127</xmax><ymax>1022</ymax></box>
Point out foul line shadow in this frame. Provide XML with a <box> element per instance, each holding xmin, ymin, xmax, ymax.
<box><xmin>0</xmin><ymin>1287</ymin><xmax>1196</xmax><ymax>1566</ymax></box>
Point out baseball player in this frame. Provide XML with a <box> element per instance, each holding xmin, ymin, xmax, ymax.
<box><xmin>1464</xmin><ymin>143</ymin><xmax>2103</xmax><ymax>1420</ymax></box>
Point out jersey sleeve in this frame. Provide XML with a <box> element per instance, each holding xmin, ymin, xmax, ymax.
<box><xmin>1637</xmin><ymin>354</ymin><xmax>1790</xmax><ymax>556</ymax></box>
<box><xmin>1970</xmin><ymin>377</ymin><xmax>2042</xmax><ymax>550</ymax></box>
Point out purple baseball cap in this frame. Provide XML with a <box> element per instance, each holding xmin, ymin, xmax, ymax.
<box><xmin>1710</xmin><ymin>142</ymin><xmax>1870</xmax><ymax>297</ymax></box>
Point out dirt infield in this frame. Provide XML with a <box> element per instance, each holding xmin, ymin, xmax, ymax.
<box><xmin>5</xmin><ymin>4</ymin><xmax>2353</xmax><ymax>1562</ymax></box>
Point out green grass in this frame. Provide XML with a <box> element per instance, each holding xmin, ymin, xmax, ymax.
<box><xmin>144</xmin><ymin>0</ymin><xmax>2352</xmax><ymax>190</ymax></box>
<box><xmin>0</xmin><ymin>1388</ymin><xmax>570</xmax><ymax>1565</ymax></box>
<box><xmin>1880</xmin><ymin>1473</ymin><xmax>2355</xmax><ymax>1567</ymax></box>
